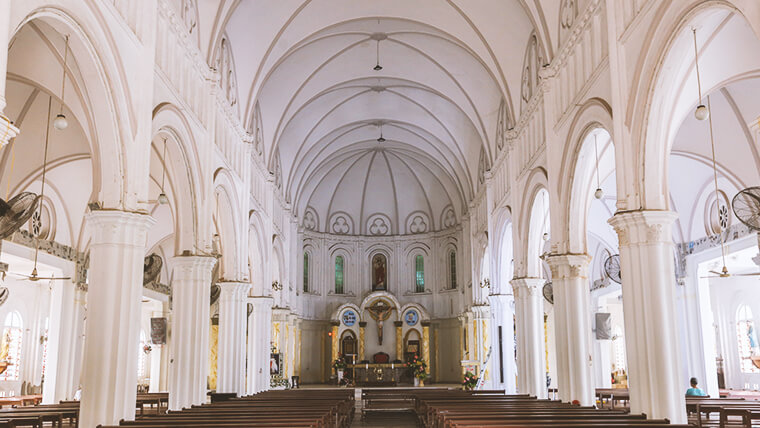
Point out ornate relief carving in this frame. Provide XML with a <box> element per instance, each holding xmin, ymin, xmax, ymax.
<box><xmin>441</xmin><ymin>207</ymin><xmax>457</xmax><ymax>229</ymax></box>
<box><xmin>249</xmin><ymin>102</ymin><xmax>264</xmax><ymax>156</ymax></box>
<box><xmin>180</xmin><ymin>0</ymin><xmax>198</xmax><ymax>35</ymax></box>
<box><xmin>367</xmin><ymin>214</ymin><xmax>391</xmax><ymax>236</ymax></box>
<box><xmin>214</xmin><ymin>35</ymin><xmax>238</xmax><ymax>107</ymax></box>
<box><xmin>560</xmin><ymin>0</ymin><xmax>577</xmax><ymax>39</ymax></box>
<box><xmin>406</xmin><ymin>212</ymin><xmax>429</xmax><ymax>234</ymax></box>
<box><xmin>520</xmin><ymin>33</ymin><xmax>546</xmax><ymax>112</ymax></box>
<box><xmin>495</xmin><ymin>99</ymin><xmax>512</xmax><ymax>153</ymax></box>
<box><xmin>647</xmin><ymin>223</ymin><xmax>664</xmax><ymax>242</ymax></box>
<box><xmin>477</xmin><ymin>147</ymin><xmax>489</xmax><ymax>185</ymax></box>
<box><xmin>303</xmin><ymin>207</ymin><xmax>318</xmax><ymax>231</ymax></box>
<box><xmin>330</xmin><ymin>214</ymin><xmax>352</xmax><ymax>235</ymax></box>
<box><xmin>272</xmin><ymin>151</ymin><xmax>282</xmax><ymax>190</ymax></box>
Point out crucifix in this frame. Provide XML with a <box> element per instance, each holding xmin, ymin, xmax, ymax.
<box><xmin>367</xmin><ymin>300</ymin><xmax>393</xmax><ymax>345</ymax></box>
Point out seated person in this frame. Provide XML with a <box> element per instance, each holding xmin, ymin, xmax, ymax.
<box><xmin>686</xmin><ymin>377</ymin><xmax>707</xmax><ymax>396</ymax></box>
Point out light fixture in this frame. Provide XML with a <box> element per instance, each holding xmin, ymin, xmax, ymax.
<box><xmin>54</xmin><ymin>35</ymin><xmax>69</xmax><ymax>130</ymax></box>
<box><xmin>157</xmin><ymin>138</ymin><xmax>169</xmax><ymax>205</ymax></box>
<box><xmin>692</xmin><ymin>29</ymin><xmax>709</xmax><ymax>121</ymax></box>
<box><xmin>593</xmin><ymin>133</ymin><xmax>603</xmax><ymax>199</ymax></box>
<box><xmin>212</xmin><ymin>233</ymin><xmax>221</xmax><ymax>255</ymax></box>
<box><xmin>479</xmin><ymin>278</ymin><xmax>491</xmax><ymax>289</ymax></box>
<box><xmin>374</xmin><ymin>40</ymin><xmax>382</xmax><ymax>71</ymax></box>
<box><xmin>377</xmin><ymin>123</ymin><xmax>386</xmax><ymax>143</ymax></box>
<box><xmin>542</xmin><ymin>232</ymin><xmax>549</xmax><ymax>241</ymax></box>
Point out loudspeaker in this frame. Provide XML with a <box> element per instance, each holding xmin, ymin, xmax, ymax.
<box><xmin>595</xmin><ymin>312</ymin><xmax>612</xmax><ymax>340</ymax></box>
<box><xmin>150</xmin><ymin>317</ymin><xmax>167</xmax><ymax>345</ymax></box>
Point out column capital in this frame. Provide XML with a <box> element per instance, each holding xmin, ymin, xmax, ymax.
<box><xmin>608</xmin><ymin>210</ymin><xmax>678</xmax><ymax>246</ymax></box>
<box><xmin>247</xmin><ymin>295</ymin><xmax>274</xmax><ymax>309</ymax></box>
<box><xmin>85</xmin><ymin>210</ymin><xmax>155</xmax><ymax>246</ymax></box>
<box><xmin>510</xmin><ymin>277</ymin><xmax>545</xmax><ymax>298</ymax></box>
<box><xmin>217</xmin><ymin>281</ymin><xmax>251</xmax><ymax>293</ymax></box>
<box><xmin>170</xmin><ymin>255</ymin><xmax>217</xmax><ymax>279</ymax></box>
<box><xmin>0</xmin><ymin>115</ymin><xmax>19</xmax><ymax>150</ymax></box>
<box><xmin>544</xmin><ymin>253</ymin><xmax>591</xmax><ymax>280</ymax></box>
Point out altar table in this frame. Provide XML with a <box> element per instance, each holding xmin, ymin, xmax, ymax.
<box><xmin>349</xmin><ymin>364</ymin><xmax>404</xmax><ymax>386</ymax></box>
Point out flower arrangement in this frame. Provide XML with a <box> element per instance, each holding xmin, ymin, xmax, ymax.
<box><xmin>462</xmin><ymin>370</ymin><xmax>478</xmax><ymax>390</ymax></box>
<box><xmin>408</xmin><ymin>354</ymin><xmax>428</xmax><ymax>380</ymax></box>
<box><xmin>332</xmin><ymin>354</ymin><xmax>347</xmax><ymax>370</ymax></box>
<box><xmin>143</xmin><ymin>344</ymin><xmax>152</xmax><ymax>354</ymax></box>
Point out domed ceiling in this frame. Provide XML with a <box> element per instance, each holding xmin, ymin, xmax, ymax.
<box><xmin>213</xmin><ymin>0</ymin><xmax>555</xmax><ymax>235</ymax></box>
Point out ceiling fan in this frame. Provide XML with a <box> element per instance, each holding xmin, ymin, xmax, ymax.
<box><xmin>9</xmin><ymin>95</ymin><xmax>70</xmax><ymax>283</ymax></box>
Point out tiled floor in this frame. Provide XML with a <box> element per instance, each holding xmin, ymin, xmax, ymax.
<box><xmin>352</xmin><ymin>410</ymin><xmax>418</xmax><ymax>427</ymax></box>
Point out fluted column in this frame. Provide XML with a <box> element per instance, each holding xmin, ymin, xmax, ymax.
<box><xmin>42</xmin><ymin>279</ymin><xmax>81</xmax><ymax>404</ymax></box>
<box><xmin>395</xmin><ymin>321</ymin><xmax>404</xmax><ymax>360</ymax></box>
<box><xmin>422</xmin><ymin>321</ymin><xmax>431</xmax><ymax>376</ymax></box>
<box><xmin>167</xmin><ymin>255</ymin><xmax>217</xmax><ymax>411</ymax></box>
<box><xmin>216</xmin><ymin>281</ymin><xmax>250</xmax><ymax>395</ymax></box>
<box><xmin>511</xmin><ymin>277</ymin><xmax>546</xmax><ymax>398</ymax></box>
<box><xmin>358</xmin><ymin>322</ymin><xmax>366</xmax><ymax>361</ymax></box>
<box><xmin>609</xmin><ymin>211</ymin><xmax>685</xmax><ymax>423</ymax></box>
<box><xmin>488</xmin><ymin>293</ymin><xmax>517</xmax><ymax>393</ymax></box>
<box><xmin>79</xmin><ymin>211</ymin><xmax>155</xmax><ymax>427</ymax></box>
<box><xmin>246</xmin><ymin>296</ymin><xmax>273</xmax><ymax>394</ymax></box>
<box><xmin>545</xmin><ymin>254</ymin><xmax>594</xmax><ymax>405</ymax></box>
<box><xmin>330</xmin><ymin>321</ymin><xmax>339</xmax><ymax>368</ymax></box>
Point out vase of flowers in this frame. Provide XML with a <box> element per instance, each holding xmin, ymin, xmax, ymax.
<box><xmin>462</xmin><ymin>370</ymin><xmax>478</xmax><ymax>390</ymax></box>
<box><xmin>332</xmin><ymin>354</ymin><xmax>347</xmax><ymax>383</ymax></box>
<box><xmin>408</xmin><ymin>354</ymin><xmax>428</xmax><ymax>387</ymax></box>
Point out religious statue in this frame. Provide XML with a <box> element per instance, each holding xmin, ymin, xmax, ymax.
<box><xmin>368</xmin><ymin>300</ymin><xmax>393</xmax><ymax>345</ymax></box>
<box><xmin>372</xmin><ymin>254</ymin><xmax>387</xmax><ymax>291</ymax></box>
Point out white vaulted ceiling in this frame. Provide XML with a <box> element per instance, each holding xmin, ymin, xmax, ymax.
<box><xmin>215</xmin><ymin>0</ymin><xmax>547</xmax><ymax>235</ymax></box>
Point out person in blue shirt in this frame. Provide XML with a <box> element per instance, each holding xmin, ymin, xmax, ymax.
<box><xmin>686</xmin><ymin>377</ymin><xmax>707</xmax><ymax>396</ymax></box>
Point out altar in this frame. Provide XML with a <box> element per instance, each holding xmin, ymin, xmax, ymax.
<box><xmin>349</xmin><ymin>363</ymin><xmax>404</xmax><ymax>386</ymax></box>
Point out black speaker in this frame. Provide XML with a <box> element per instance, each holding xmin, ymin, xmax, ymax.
<box><xmin>595</xmin><ymin>313</ymin><xmax>612</xmax><ymax>340</ymax></box>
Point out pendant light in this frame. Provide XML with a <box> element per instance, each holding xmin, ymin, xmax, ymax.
<box><xmin>157</xmin><ymin>138</ymin><xmax>169</xmax><ymax>205</ymax></box>
<box><xmin>593</xmin><ymin>133</ymin><xmax>603</xmax><ymax>199</ymax></box>
<box><xmin>53</xmin><ymin>35</ymin><xmax>69</xmax><ymax>130</ymax></box>
<box><xmin>373</xmin><ymin>39</ymin><xmax>383</xmax><ymax>71</ymax></box>
<box><xmin>377</xmin><ymin>123</ymin><xmax>386</xmax><ymax>143</ymax></box>
<box><xmin>692</xmin><ymin>29</ymin><xmax>709</xmax><ymax>121</ymax></box>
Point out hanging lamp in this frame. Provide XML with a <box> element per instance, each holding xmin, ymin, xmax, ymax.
<box><xmin>593</xmin><ymin>133</ymin><xmax>603</xmax><ymax>199</ymax></box>
<box><xmin>53</xmin><ymin>35</ymin><xmax>69</xmax><ymax>130</ymax></box>
<box><xmin>157</xmin><ymin>138</ymin><xmax>169</xmax><ymax>205</ymax></box>
<box><xmin>692</xmin><ymin>29</ymin><xmax>709</xmax><ymax>121</ymax></box>
<box><xmin>377</xmin><ymin>123</ymin><xmax>386</xmax><ymax>143</ymax></box>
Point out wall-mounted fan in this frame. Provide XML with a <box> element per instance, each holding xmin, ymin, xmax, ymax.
<box><xmin>542</xmin><ymin>281</ymin><xmax>553</xmax><ymax>304</ymax></box>
<box><xmin>143</xmin><ymin>254</ymin><xmax>162</xmax><ymax>285</ymax></box>
<box><xmin>604</xmin><ymin>255</ymin><xmax>622</xmax><ymax>284</ymax></box>
<box><xmin>732</xmin><ymin>187</ymin><xmax>760</xmax><ymax>230</ymax></box>
<box><xmin>0</xmin><ymin>193</ymin><xmax>40</xmax><ymax>240</ymax></box>
<box><xmin>0</xmin><ymin>288</ymin><xmax>9</xmax><ymax>306</ymax></box>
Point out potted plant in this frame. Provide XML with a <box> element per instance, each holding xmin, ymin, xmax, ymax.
<box><xmin>332</xmin><ymin>354</ymin><xmax>347</xmax><ymax>383</ymax></box>
<box><xmin>462</xmin><ymin>370</ymin><xmax>478</xmax><ymax>390</ymax></box>
<box><xmin>408</xmin><ymin>354</ymin><xmax>428</xmax><ymax>387</ymax></box>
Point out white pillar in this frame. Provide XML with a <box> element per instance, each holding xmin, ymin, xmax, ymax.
<box><xmin>246</xmin><ymin>296</ymin><xmax>273</xmax><ymax>394</ymax></box>
<box><xmin>79</xmin><ymin>211</ymin><xmax>154</xmax><ymax>428</ymax></box>
<box><xmin>167</xmin><ymin>255</ymin><xmax>217</xmax><ymax>410</ymax></box>
<box><xmin>489</xmin><ymin>293</ymin><xmax>517</xmax><ymax>393</ymax></box>
<box><xmin>511</xmin><ymin>278</ymin><xmax>546</xmax><ymax>398</ymax></box>
<box><xmin>608</xmin><ymin>210</ymin><xmax>685</xmax><ymax>423</ymax></box>
<box><xmin>42</xmin><ymin>280</ymin><xmax>80</xmax><ymax>403</ymax></box>
<box><xmin>0</xmin><ymin>0</ymin><xmax>18</xmax><ymax>148</ymax></box>
<box><xmin>216</xmin><ymin>281</ymin><xmax>250</xmax><ymax>395</ymax></box>
<box><xmin>546</xmin><ymin>254</ymin><xmax>594</xmax><ymax>405</ymax></box>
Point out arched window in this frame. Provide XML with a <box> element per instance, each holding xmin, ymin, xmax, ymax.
<box><xmin>448</xmin><ymin>250</ymin><xmax>457</xmax><ymax>289</ymax></box>
<box><xmin>303</xmin><ymin>252</ymin><xmax>309</xmax><ymax>293</ymax></box>
<box><xmin>736</xmin><ymin>305</ymin><xmax>759</xmax><ymax>373</ymax></box>
<box><xmin>0</xmin><ymin>312</ymin><xmax>23</xmax><ymax>381</ymax></box>
<box><xmin>137</xmin><ymin>330</ymin><xmax>148</xmax><ymax>379</ymax></box>
<box><xmin>415</xmin><ymin>255</ymin><xmax>425</xmax><ymax>293</ymax></box>
<box><xmin>335</xmin><ymin>256</ymin><xmax>344</xmax><ymax>294</ymax></box>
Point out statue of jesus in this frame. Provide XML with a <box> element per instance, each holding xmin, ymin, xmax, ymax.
<box><xmin>367</xmin><ymin>300</ymin><xmax>393</xmax><ymax>345</ymax></box>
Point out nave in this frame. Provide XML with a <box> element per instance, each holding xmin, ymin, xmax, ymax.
<box><xmin>1</xmin><ymin>0</ymin><xmax>760</xmax><ymax>427</ymax></box>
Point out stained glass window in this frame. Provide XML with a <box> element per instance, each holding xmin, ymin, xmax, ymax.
<box><xmin>335</xmin><ymin>256</ymin><xmax>344</xmax><ymax>294</ymax></box>
<box><xmin>303</xmin><ymin>252</ymin><xmax>309</xmax><ymax>293</ymax></box>
<box><xmin>0</xmin><ymin>312</ymin><xmax>23</xmax><ymax>381</ymax></box>
<box><xmin>736</xmin><ymin>305</ymin><xmax>759</xmax><ymax>373</ymax></box>
<box><xmin>449</xmin><ymin>251</ymin><xmax>457</xmax><ymax>289</ymax></box>
<box><xmin>415</xmin><ymin>255</ymin><xmax>425</xmax><ymax>292</ymax></box>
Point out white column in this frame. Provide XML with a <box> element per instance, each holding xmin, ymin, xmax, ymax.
<box><xmin>167</xmin><ymin>255</ymin><xmax>217</xmax><ymax>410</ymax></box>
<box><xmin>0</xmin><ymin>0</ymin><xmax>18</xmax><ymax>148</ymax></box>
<box><xmin>608</xmin><ymin>210</ymin><xmax>685</xmax><ymax>423</ymax></box>
<box><xmin>489</xmin><ymin>293</ymin><xmax>517</xmax><ymax>394</ymax></box>
<box><xmin>79</xmin><ymin>211</ymin><xmax>155</xmax><ymax>428</ymax></box>
<box><xmin>216</xmin><ymin>281</ymin><xmax>250</xmax><ymax>395</ymax></box>
<box><xmin>546</xmin><ymin>254</ymin><xmax>594</xmax><ymax>405</ymax></box>
<box><xmin>511</xmin><ymin>278</ymin><xmax>547</xmax><ymax>398</ymax></box>
<box><xmin>42</xmin><ymin>280</ymin><xmax>80</xmax><ymax>403</ymax></box>
<box><xmin>246</xmin><ymin>296</ymin><xmax>273</xmax><ymax>394</ymax></box>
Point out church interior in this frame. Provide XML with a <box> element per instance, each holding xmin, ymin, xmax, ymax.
<box><xmin>0</xmin><ymin>0</ymin><xmax>759</xmax><ymax>427</ymax></box>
